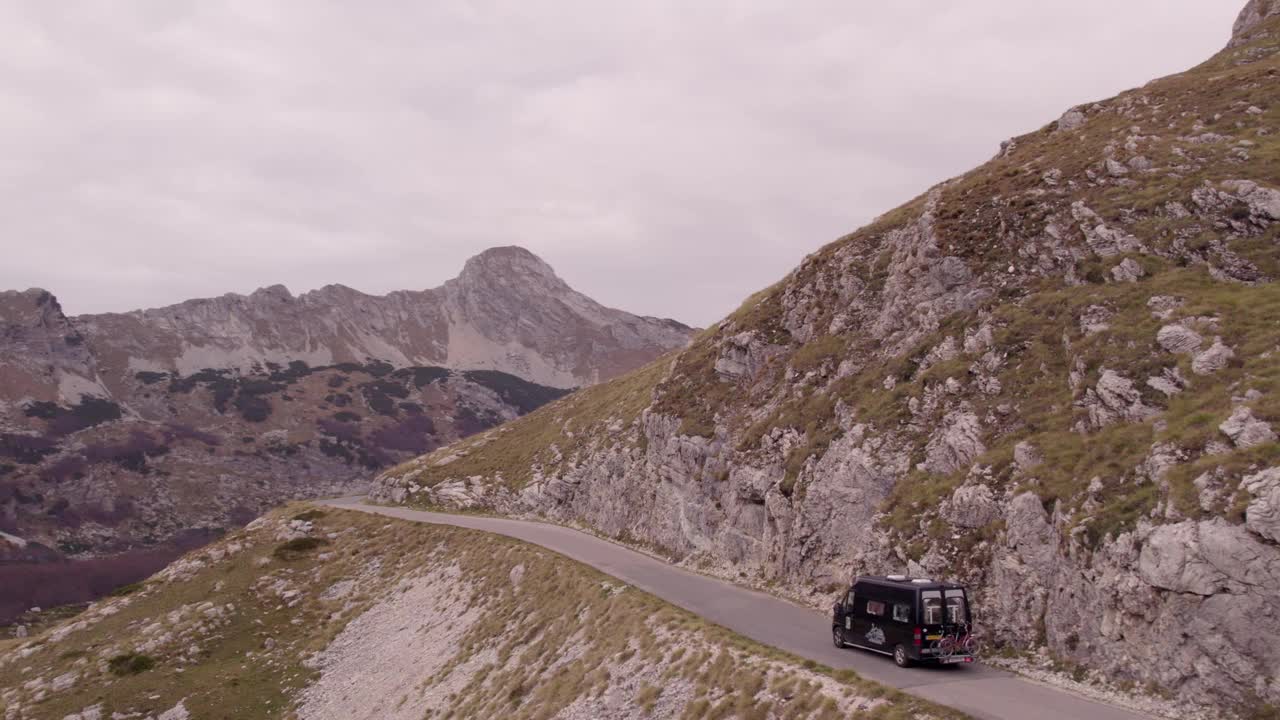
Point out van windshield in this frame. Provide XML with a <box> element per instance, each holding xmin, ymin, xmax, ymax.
<box><xmin>945</xmin><ymin>589</ymin><xmax>967</xmax><ymax>624</ymax></box>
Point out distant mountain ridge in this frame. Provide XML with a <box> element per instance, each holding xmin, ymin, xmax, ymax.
<box><xmin>72</xmin><ymin>245</ymin><xmax>693</xmax><ymax>392</ymax></box>
<box><xmin>0</xmin><ymin>246</ymin><xmax>691</xmax><ymax>621</ymax></box>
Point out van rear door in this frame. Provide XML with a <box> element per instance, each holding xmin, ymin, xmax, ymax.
<box><xmin>920</xmin><ymin>589</ymin><xmax>945</xmax><ymax>650</ymax></box>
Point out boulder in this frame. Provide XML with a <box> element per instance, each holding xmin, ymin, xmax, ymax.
<box><xmin>1147</xmin><ymin>295</ymin><xmax>1185</xmax><ymax>320</ymax></box>
<box><xmin>1110</xmin><ymin>258</ymin><xmax>1145</xmax><ymax>283</ymax></box>
<box><xmin>1079</xmin><ymin>305</ymin><xmax>1112</xmax><ymax>335</ymax></box>
<box><xmin>1220</xmin><ymin>179</ymin><xmax>1280</xmax><ymax>221</ymax></box>
<box><xmin>943</xmin><ymin>484</ymin><xmax>1000</xmax><ymax>528</ymax></box>
<box><xmin>1085</xmin><ymin>370</ymin><xmax>1159</xmax><ymax>427</ymax></box>
<box><xmin>920</xmin><ymin>410</ymin><xmax>985</xmax><ymax>475</ymax></box>
<box><xmin>1013</xmin><ymin>442</ymin><xmax>1043</xmax><ymax>473</ymax></box>
<box><xmin>1057</xmin><ymin>109</ymin><xmax>1087</xmax><ymax>131</ymax></box>
<box><xmin>1128</xmin><ymin>155</ymin><xmax>1154</xmax><ymax>172</ymax></box>
<box><xmin>1220</xmin><ymin>407</ymin><xmax>1277</xmax><ymax>449</ymax></box>
<box><xmin>1243</xmin><ymin>468</ymin><xmax>1280</xmax><ymax>543</ymax></box>
<box><xmin>51</xmin><ymin>671</ymin><xmax>77</xmax><ymax>692</ymax></box>
<box><xmin>1157</xmin><ymin>324</ymin><xmax>1203</xmax><ymax>354</ymax></box>
<box><xmin>1146</xmin><ymin>373</ymin><xmax>1184</xmax><ymax>398</ymax></box>
<box><xmin>714</xmin><ymin>332</ymin><xmax>763</xmax><ymax>380</ymax></box>
<box><xmin>1192</xmin><ymin>338</ymin><xmax>1235</xmax><ymax>375</ymax></box>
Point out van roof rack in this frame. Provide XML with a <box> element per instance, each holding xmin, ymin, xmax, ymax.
<box><xmin>854</xmin><ymin>575</ymin><xmax>965</xmax><ymax>590</ymax></box>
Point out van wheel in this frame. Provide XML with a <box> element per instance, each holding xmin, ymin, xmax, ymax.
<box><xmin>893</xmin><ymin>644</ymin><xmax>912</xmax><ymax>668</ymax></box>
<box><xmin>832</xmin><ymin>626</ymin><xmax>845</xmax><ymax>648</ymax></box>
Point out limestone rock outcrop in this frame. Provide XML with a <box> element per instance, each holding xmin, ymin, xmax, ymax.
<box><xmin>374</xmin><ymin>5</ymin><xmax>1280</xmax><ymax>710</ymax></box>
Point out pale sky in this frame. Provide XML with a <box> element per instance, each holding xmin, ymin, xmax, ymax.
<box><xmin>0</xmin><ymin>1</ymin><xmax>1243</xmax><ymax>327</ymax></box>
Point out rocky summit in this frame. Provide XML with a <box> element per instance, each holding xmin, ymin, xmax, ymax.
<box><xmin>76</xmin><ymin>245</ymin><xmax>693</xmax><ymax>391</ymax></box>
<box><xmin>0</xmin><ymin>247</ymin><xmax>692</xmax><ymax>622</ymax></box>
<box><xmin>376</xmin><ymin>5</ymin><xmax>1280</xmax><ymax>715</ymax></box>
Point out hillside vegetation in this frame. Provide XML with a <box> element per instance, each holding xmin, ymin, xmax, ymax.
<box><xmin>375</xmin><ymin>6</ymin><xmax>1280</xmax><ymax>715</ymax></box>
<box><xmin>0</xmin><ymin>507</ymin><xmax>960</xmax><ymax>720</ymax></box>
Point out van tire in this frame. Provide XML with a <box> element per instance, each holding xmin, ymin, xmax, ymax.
<box><xmin>832</xmin><ymin>626</ymin><xmax>845</xmax><ymax>648</ymax></box>
<box><xmin>893</xmin><ymin>644</ymin><xmax>912</xmax><ymax>668</ymax></box>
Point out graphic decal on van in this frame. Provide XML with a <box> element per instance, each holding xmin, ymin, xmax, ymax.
<box><xmin>866</xmin><ymin>625</ymin><xmax>885</xmax><ymax>645</ymax></box>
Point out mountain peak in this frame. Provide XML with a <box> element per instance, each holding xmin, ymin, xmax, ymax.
<box><xmin>1231</xmin><ymin>0</ymin><xmax>1280</xmax><ymax>46</ymax></box>
<box><xmin>458</xmin><ymin>246</ymin><xmax>565</xmax><ymax>291</ymax></box>
<box><xmin>249</xmin><ymin>284</ymin><xmax>294</xmax><ymax>301</ymax></box>
<box><xmin>0</xmin><ymin>288</ymin><xmax>63</xmax><ymax>315</ymax></box>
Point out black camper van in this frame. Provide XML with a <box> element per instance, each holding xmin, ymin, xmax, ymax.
<box><xmin>831</xmin><ymin>575</ymin><xmax>975</xmax><ymax>668</ymax></box>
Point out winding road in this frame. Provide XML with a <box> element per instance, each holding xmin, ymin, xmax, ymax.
<box><xmin>323</xmin><ymin>497</ymin><xmax>1152</xmax><ymax>720</ymax></box>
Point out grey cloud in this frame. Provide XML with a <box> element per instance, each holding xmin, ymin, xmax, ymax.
<box><xmin>0</xmin><ymin>1</ymin><xmax>1239</xmax><ymax>325</ymax></box>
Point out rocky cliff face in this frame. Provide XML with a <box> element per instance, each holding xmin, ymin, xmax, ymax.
<box><xmin>1231</xmin><ymin>0</ymin><xmax>1280</xmax><ymax>48</ymax></box>
<box><xmin>0</xmin><ymin>290</ymin><xmax>107</xmax><ymax>411</ymax></box>
<box><xmin>78</xmin><ymin>245</ymin><xmax>693</xmax><ymax>391</ymax></box>
<box><xmin>0</xmin><ymin>247</ymin><xmax>689</xmax><ymax>621</ymax></box>
<box><xmin>374</xmin><ymin>7</ymin><xmax>1280</xmax><ymax>714</ymax></box>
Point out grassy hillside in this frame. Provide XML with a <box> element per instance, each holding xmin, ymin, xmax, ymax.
<box><xmin>0</xmin><ymin>506</ymin><xmax>962</xmax><ymax>720</ymax></box>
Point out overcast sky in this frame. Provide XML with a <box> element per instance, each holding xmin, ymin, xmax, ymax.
<box><xmin>0</xmin><ymin>1</ymin><xmax>1241</xmax><ymax>327</ymax></box>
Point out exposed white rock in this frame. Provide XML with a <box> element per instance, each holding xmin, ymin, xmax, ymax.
<box><xmin>50</xmin><ymin>671</ymin><xmax>77</xmax><ymax>692</ymax></box>
<box><xmin>1231</xmin><ymin>0</ymin><xmax>1280</xmax><ymax>47</ymax></box>
<box><xmin>1192</xmin><ymin>338</ymin><xmax>1235</xmax><ymax>375</ymax></box>
<box><xmin>943</xmin><ymin>484</ymin><xmax>1000</xmax><ymax>528</ymax></box>
<box><xmin>963</xmin><ymin>323</ymin><xmax>995</xmax><ymax>354</ymax></box>
<box><xmin>1146</xmin><ymin>375</ymin><xmax>1183</xmax><ymax>398</ymax></box>
<box><xmin>1057</xmin><ymin>108</ymin><xmax>1087</xmax><ymax>131</ymax></box>
<box><xmin>1157</xmin><ymin>324</ymin><xmax>1203</xmax><ymax>354</ymax></box>
<box><xmin>1071</xmin><ymin>202</ymin><xmax>1144</xmax><ymax>257</ymax></box>
<box><xmin>1243</xmin><ymin>468</ymin><xmax>1280</xmax><ymax>542</ymax></box>
<box><xmin>714</xmin><ymin>332</ymin><xmax>762</xmax><ymax>380</ymax></box>
<box><xmin>1127</xmin><ymin>155</ymin><xmax>1153</xmax><ymax>172</ymax></box>
<box><xmin>1079</xmin><ymin>305</ymin><xmax>1112</xmax><ymax>335</ymax></box>
<box><xmin>157</xmin><ymin>700</ymin><xmax>190</xmax><ymax>720</ymax></box>
<box><xmin>296</xmin><ymin>568</ymin><xmax>481</xmax><ymax>720</ymax></box>
<box><xmin>1147</xmin><ymin>295</ymin><xmax>1184</xmax><ymax>320</ymax></box>
<box><xmin>920</xmin><ymin>410</ymin><xmax>985</xmax><ymax>475</ymax></box>
<box><xmin>1084</xmin><ymin>370</ymin><xmax>1159</xmax><ymax>427</ymax></box>
<box><xmin>1139</xmin><ymin>519</ymin><xmax>1280</xmax><ymax>596</ymax></box>
<box><xmin>1220</xmin><ymin>407</ymin><xmax>1277</xmax><ymax>448</ymax></box>
<box><xmin>1110</xmin><ymin>258</ymin><xmax>1144</xmax><ymax>282</ymax></box>
<box><xmin>1013</xmin><ymin>442</ymin><xmax>1043</xmax><ymax>473</ymax></box>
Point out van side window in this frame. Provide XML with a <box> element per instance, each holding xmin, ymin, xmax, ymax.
<box><xmin>865</xmin><ymin>600</ymin><xmax>886</xmax><ymax>617</ymax></box>
<box><xmin>846</xmin><ymin>591</ymin><xmax>856</xmax><ymax>608</ymax></box>
<box><xmin>892</xmin><ymin>604</ymin><xmax>911</xmax><ymax>623</ymax></box>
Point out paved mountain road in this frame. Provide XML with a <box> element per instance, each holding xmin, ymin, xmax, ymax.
<box><xmin>323</xmin><ymin>498</ymin><xmax>1152</xmax><ymax>720</ymax></box>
